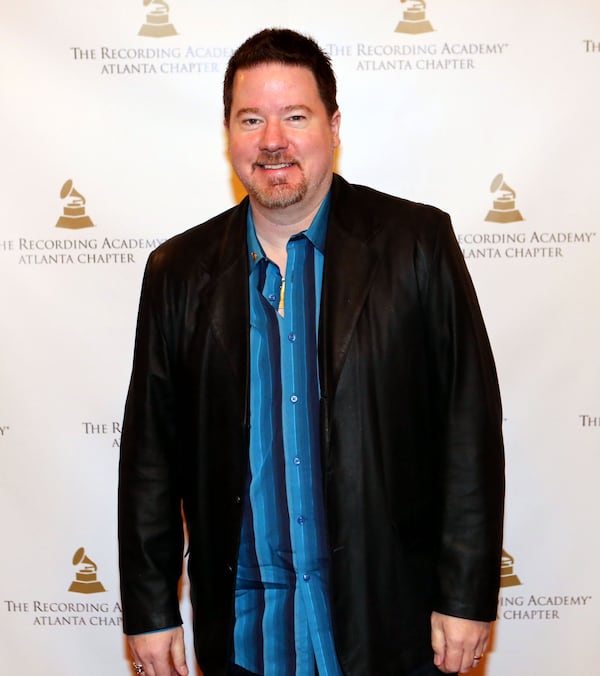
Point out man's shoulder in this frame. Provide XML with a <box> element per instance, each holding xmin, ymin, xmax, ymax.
<box><xmin>332</xmin><ymin>174</ymin><xmax>451</xmax><ymax>240</ymax></box>
<box><xmin>146</xmin><ymin>200</ymin><xmax>247</xmax><ymax>276</ymax></box>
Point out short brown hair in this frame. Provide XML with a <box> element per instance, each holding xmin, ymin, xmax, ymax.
<box><xmin>223</xmin><ymin>28</ymin><xmax>338</xmax><ymax>122</ymax></box>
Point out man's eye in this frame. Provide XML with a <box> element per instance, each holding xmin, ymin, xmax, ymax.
<box><xmin>288</xmin><ymin>115</ymin><xmax>306</xmax><ymax>122</ymax></box>
<box><xmin>242</xmin><ymin>118</ymin><xmax>261</xmax><ymax>126</ymax></box>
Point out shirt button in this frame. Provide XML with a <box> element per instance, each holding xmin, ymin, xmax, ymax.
<box><xmin>303</xmin><ymin>574</ymin><xmax>311</xmax><ymax>582</ymax></box>
<box><xmin>297</xmin><ymin>515</ymin><xmax>305</xmax><ymax>525</ymax></box>
<box><xmin>293</xmin><ymin>456</ymin><xmax>301</xmax><ymax>466</ymax></box>
<box><xmin>288</xmin><ymin>332</ymin><xmax>296</xmax><ymax>342</ymax></box>
<box><xmin>290</xmin><ymin>394</ymin><xmax>299</xmax><ymax>403</ymax></box>
<box><xmin>268</xmin><ymin>293</ymin><xmax>276</xmax><ymax>302</ymax></box>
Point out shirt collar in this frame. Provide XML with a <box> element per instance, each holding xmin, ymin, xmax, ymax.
<box><xmin>247</xmin><ymin>190</ymin><xmax>331</xmax><ymax>270</ymax></box>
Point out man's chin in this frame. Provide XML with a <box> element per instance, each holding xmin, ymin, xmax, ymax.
<box><xmin>249</xmin><ymin>184</ymin><xmax>307</xmax><ymax>210</ymax></box>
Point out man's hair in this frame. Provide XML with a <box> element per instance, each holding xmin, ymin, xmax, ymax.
<box><xmin>223</xmin><ymin>28</ymin><xmax>338</xmax><ymax>122</ymax></box>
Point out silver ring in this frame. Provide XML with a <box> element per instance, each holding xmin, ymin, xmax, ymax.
<box><xmin>473</xmin><ymin>654</ymin><xmax>484</xmax><ymax>661</ymax></box>
<box><xmin>133</xmin><ymin>663</ymin><xmax>144</xmax><ymax>675</ymax></box>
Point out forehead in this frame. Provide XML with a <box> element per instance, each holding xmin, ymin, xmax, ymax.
<box><xmin>231</xmin><ymin>63</ymin><xmax>322</xmax><ymax>110</ymax></box>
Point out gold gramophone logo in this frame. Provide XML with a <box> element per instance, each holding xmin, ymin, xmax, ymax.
<box><xmin>138</xmin><ymin>0</ymin><xmax>177</xmax><ymax>37</ymax></box>
<box><xmin>500</xmin><ymin>548</ymin><xmax>522</xmax><ymax>588</ymax></box>
<box><xmin>55</xmin><ymin>179</ymin><xmax>94</xmax><ymax>229</ymax></box>
<box><xmin>485</xmin><ymin>173</ymin><xmax>524</xmax><ymax>223</ymax></box>
<box><xmin>68</xmin><ymin>547</ymin><xmax>107</xmax><ymax>594</ymax></box>
<box><xmin>396</xmin><ymin>0</ymin><xmax>434</xmax><ymax>34</ymax></box>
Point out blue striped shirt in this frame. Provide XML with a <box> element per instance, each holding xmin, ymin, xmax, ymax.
<box><xmin>233</xmin><ymin>193</ymin><xmax>342</xmax><ymax>676</ymax></box>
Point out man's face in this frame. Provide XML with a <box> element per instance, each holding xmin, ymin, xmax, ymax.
<box><xmin>226</xmin><ymin>63</ymin><xmax>341</xmax><ymax>213</ymax></box>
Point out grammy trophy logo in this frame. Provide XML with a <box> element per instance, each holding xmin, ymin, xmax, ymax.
<box><xmin>485</xmin><ymin>174</ymin><xmax>524</xmax><ymax>223</ymax></box>
<box><xmin>55</xmin><ymin>180</ymin><xmax>94</xmax><ymax>229</ymax></box>
<box><xmin>396</xmin><ymin>0</ymin><xmax>434</xmax><ymax>34</ymax></box>
<box><xmin>139</xmin><ymin>0</ymin><xmax>177</xmax><ymax>38</ymax></box>
<box><xmin>68</xmin><ymin>547</ymin><xmax>106</xmax><ymax>594</ymax></box>
<box><xmin>500</xmin><ymin>549</ymin><xmax>522</xmax><ymax>588</ymax></box>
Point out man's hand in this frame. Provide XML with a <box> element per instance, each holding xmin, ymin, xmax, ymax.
<box><xmin>127</xmin><ymin>626</ymin><xmax>189</xmax><ymax>676</ymax></box>
<box><xmin>431</xmin><ymin>612</ymin><xmax>490</xmax><ymax>674</ymax></box>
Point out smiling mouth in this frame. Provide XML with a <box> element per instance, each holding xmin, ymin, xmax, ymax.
<box><xmin>254</xmin><ymin>152</ymin><xmax>297</xmax><ymax>171</ymax></box>
<box><xmin>256</xmin><ymin>162</ymin><xmax>296</xmax><ymax>171</ymax></box>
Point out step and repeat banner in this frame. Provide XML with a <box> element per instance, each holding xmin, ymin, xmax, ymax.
<box><xmin>1</xmin><ymin>2</ymin><xmax>599</xmax><ymax>674</ymax></box>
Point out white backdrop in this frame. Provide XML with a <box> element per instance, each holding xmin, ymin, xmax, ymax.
<box><xmin>1</xmin><ymin>2</ymin><xmax>599</xmax><ymax>674</ymax></box>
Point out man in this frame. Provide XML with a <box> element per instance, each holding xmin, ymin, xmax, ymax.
<box><xmin>119</xmin><ymin>28</ymin><xmax>504</xmax><ymax>676</ymax></box>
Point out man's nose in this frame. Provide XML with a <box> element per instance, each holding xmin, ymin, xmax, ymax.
<box><xmin>259</xmin><ymin>120</ymin><xmax>288</xmax><ymax>152</ymax></box>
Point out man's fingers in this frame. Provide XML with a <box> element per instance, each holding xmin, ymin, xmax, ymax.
<box><xmin>430</xmin><ymin>612</ymin><xmax>491</xmax><ymax>673</ymax></box>
<box><xmin>127</xmin><ymin>627</ymin><xmax>186</xmax><ymax>676</ymax></box>
<box><xmin>430</xmin><ymin>616</ymin><xmax>447</xmax><ymax>669</ymax></box>
<box><xmin>443</xmin><ymin>640</ymin><xmax>466</xmax><ymax>673</ymax></box>
<box><xmin>170</xmin><ymin>628</ymin><xmax>189</xmax><ymax>676</ymax></box>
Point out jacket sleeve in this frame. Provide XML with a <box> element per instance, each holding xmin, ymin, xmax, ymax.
<box><xmin>423</xmin><ymin>213</ymin><xmax>505</xmax><ymax>621</ymax></box>
<box><xmin>118</xmin><ymin>249</ymin><xmax>184</xmax><ymax>635</ymax></box>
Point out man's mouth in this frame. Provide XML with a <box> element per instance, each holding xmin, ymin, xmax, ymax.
<box><xmin>260</xmin><ymin>163</ymin><xmax>293</xmax><ymax>170</ymax></box>
<box><xmin>254</xmin><ymin>155</ymin><xmax>297</xmax><ymax>171</ymax></box>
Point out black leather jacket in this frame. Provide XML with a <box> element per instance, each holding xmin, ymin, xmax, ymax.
<box><xmin>119</xmin><ymin>174</ymin><xmax>505</xmax><ymax>675</ymax></box>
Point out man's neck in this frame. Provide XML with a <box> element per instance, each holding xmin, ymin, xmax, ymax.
<box><xmin>252</xmin><ymin>203</ymin><xmax>318</xmax><ymax>250</ymax></box>
<box><xmin>250</xmin><ymin>184</ymin><xmax>330</xmax><ymax>273</ymax></box>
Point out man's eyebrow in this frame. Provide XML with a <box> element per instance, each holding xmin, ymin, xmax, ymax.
<box><xmin>234</xmin><ymin>105</ymin><xmax>313</xmax><ymax>118</ymax></box>
<box><xmin>281</xmin><ymin>105</ymin><xmax>313</xmax><ymax>114</ymax></box>
<box><xmin>235</xmin><ymin>107</ymin><xmax>261</xmax><ymax>118</ymax></box>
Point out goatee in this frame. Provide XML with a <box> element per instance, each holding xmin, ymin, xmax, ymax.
<box><xmin>248</xmin><ymin>178</ymin><xmax>308</xmax><ymax>209</ymax></box>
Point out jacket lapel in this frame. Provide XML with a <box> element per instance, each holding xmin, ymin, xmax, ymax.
<box><xmin>319</xmin><ymin>175</ymin><xmax>381</xmax><ymax>403</ymax></box>
<box><xmin>205</xmin><ymin>200</ymin><xmax>251</xmax><ymax>424</ymax></box>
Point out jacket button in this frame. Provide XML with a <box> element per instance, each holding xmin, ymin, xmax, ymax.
<box><xmin>234</xmin><ymin>495</ymin><xmax>242</xmax><ymax>504</ymax></box>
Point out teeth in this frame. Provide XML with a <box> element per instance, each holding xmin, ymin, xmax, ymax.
<box><xmin>263</xmin><ymin>163</ymin><xmax>291</xmax><ymax>169</ymax></box>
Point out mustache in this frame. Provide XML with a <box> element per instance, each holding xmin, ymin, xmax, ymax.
<box><xmin>254</xmin><ymin>152</ymin><xmax>298</xmax><ymax>167</ymax></box>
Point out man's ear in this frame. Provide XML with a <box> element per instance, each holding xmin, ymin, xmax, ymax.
<box><xmin>331</xmin><ymin>109</ymin><xmax>341</xmax><ymax>148</ymax></box>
